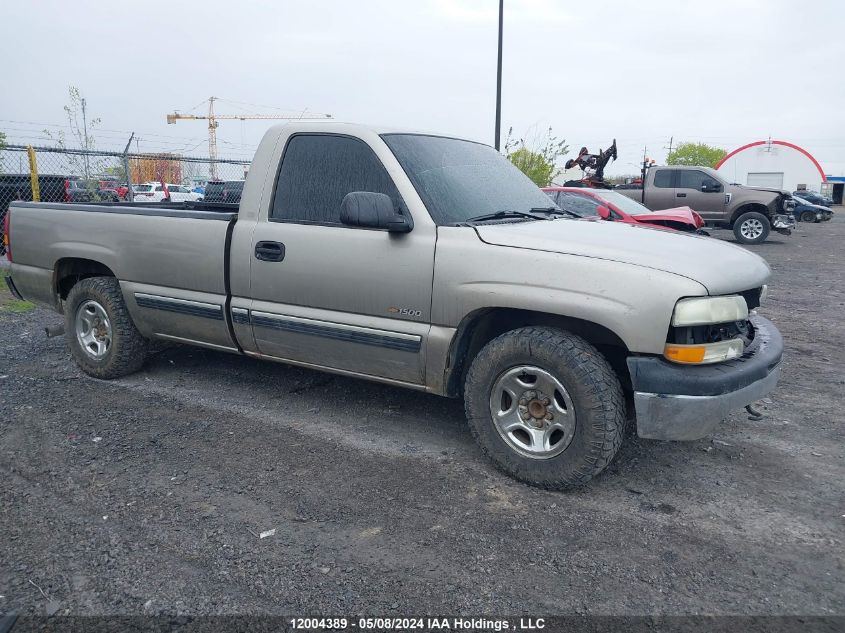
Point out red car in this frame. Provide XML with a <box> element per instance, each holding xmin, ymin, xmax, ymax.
<box><xmin>542</xmin><ymin>186</ymin><xmax>706</xmax><ymax>233</ymax></box>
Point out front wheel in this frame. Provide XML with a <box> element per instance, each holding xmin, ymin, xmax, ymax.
<box><xmin>65</xmin><ymin>277</ymin><xmax>149</xmax><ymax>379</ymax></box>
<box><xmin>464</xmin><ymin>327</ymin><xmax>626</xmax><ymax>489</ymax></box>
<box><xmin>800</xmin><ymin>210</ymin><xmax>817</xmax><ymax>223</ymax></box>
<box><xmin>733</xmin><ymin>211</ymin><xmax>771</xmax><ymax>244</ymax></box>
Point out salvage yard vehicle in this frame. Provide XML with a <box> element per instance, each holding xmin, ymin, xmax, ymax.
<box><xmin>792</xmin><ymin>195</ymin><xmax>833</xmax><ymax>223</ymax></box>
<box><xmin>3</xmin><ymin>122</ymin><xmax>784</xmax><ymax>489</ymax></box>
<box><xmin>793</xmin><ymin>190</ymin><xmax>833</xmax><ymax>208</ymax></box>
<box><xmin>203</xmin><ymin>179</ymin><xmax>245</xmax><ymax>204</ymax></box>
<box><xmin>616</xmin><ymin>165</ymin><xmax>795</xmax><ymax>245</ymax></box>
<box><xmin>542</xmin><ymin>186</ymin><xmax>706</xmax><ymax>233</ymax></box>
<box><xmin>131</xmin><ymin>182</ymin><xmax>203</xmax><ymax>203</ymax></box>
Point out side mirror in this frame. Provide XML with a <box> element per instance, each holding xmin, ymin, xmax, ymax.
<box><xmin>596</xmin><ymin>205</ymin><xmax>611</xmax><ymax>220</ymax></box>
<box><xmin>340</xmin><ymin>191</ymin><xmax>412</xmax><ymax>233</ymax></box>
<box><xmin>702</xmin><ymin>182</ymin><xmax>722</xmax><ymax>193</ymax></box>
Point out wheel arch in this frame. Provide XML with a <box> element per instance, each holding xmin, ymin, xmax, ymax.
<box><xmin>443</xmin><ymin>307</ymin><xmax>631</xmax><ymax>398</ymax></box>
<box><xmin>730</xmin><ymin>203</ymin><xmax>771</xmax><ymax>226</ymax></box>
<box><xmin>54</xmin><ymin>257</ymin><xmax>117</xmax><ymax>302</ymax></box>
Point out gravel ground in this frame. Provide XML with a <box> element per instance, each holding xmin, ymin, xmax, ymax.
<box><xmin>1</xmin><ymin>214</ymin><xmax>843</xmax><ymax>617</ymax></box>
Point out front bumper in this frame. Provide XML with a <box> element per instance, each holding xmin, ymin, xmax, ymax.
<box><xmin>627</xmin><ymin>316</ymin><xmax>783</xmax><ymax>441</ymax></box>
<box><xmin>772</xmin><ymin>214</ymin><xmax>795</xmax><ymax>234</ymax></box>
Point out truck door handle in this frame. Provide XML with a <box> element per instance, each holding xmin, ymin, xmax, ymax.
<box><xmin>255</xmin><ymin>241</ymin><xmax>285</xmax><ymax>262</ymax></box>
<box><xmin>676</xmin><ymin>193</ymin><xmax>687</xmax><ymax>198</ymax></box>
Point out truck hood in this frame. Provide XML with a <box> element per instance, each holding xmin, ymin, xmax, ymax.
<box><xmin>474</xmin><ymin>219</ymin><xmax>770</xmax><ymax>295</ymax></box>
<box><xmin>731</xmin><ymin>184</ymin><xmax>790</xmax><ymax>198</ymax></box>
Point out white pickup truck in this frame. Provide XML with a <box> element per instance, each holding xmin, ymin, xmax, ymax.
<box><xmin>3</xmin><ymin>122</ymin><xmax>783</xmax><ymax>489</ymax></box>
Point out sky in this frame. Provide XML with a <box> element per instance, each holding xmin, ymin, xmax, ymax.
<box><xmin>2</xmin><ymin>0</ymin><xmax>844</xmax><ymax>177</ymax></box>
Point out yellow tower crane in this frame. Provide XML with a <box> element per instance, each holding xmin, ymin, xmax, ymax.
<box><xmin>166</xmin><ymin>96</ymin><xmax>331</xmax><ymax>179</ymax></box>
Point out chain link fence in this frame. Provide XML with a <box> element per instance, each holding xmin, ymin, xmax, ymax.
<box><xmin>0</xmin><ymin>144</ymin><xmax>251</xmax><ymax>254</ymax></box>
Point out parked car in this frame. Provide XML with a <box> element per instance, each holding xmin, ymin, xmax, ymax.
<box><xmin>131</xmin><ymin>182</ymin><xmax>202</xmax><ymax>203</ymax></box>
<box><xmin>202</xmin><ymin>180</ymin><xmax>225</xmax><ymax>202</ymax></box>
<box><xmin>222</xmin><ymin>180</ymin><xmax>245</xmax><ymax>203</ymax></box>
<box><xmin>1</xmin><ymin>173</ymin><xmax>72</xmax><ymax>213</ymax></box>
<box><xmin>616</xmin><ymin>166</ymin><xmax>795</xmax><ymax>244</ymax></box>
<box><xmin>4</xmin><ymin>122</ymin><xmax>783</xmax><ymax>490</ymax></box>
<box><xmin>97</xmin><ymin>178</ymin><xmax>129</xmax><ymax>200</ymax></box>
<box><xmin>0</xmin><ymin>174</ymin><xmax>79</xmax><ymax>255</ymax></box>
<box><xmin>202</xmin><ymin>180</ymin><xmax>244</xmax><ymax>203</ymax></box>
<box><xmin>793</xmin><ymin>190</ymin><xmax>833</xmax><ymax>208</ymax></box>
<box><xmin>543</xmin><ymin>186</ymin><xmax>705</xmax><ymax>233</ymax></box>
<box><xmin>792</xmin><ymin>195</ymin><xmax>833</xmax><ymax>222</ymax></box>
<box><xmin>66</xmin><ymin>179</ymin><xmax>120</xmax><ymax>203</ymax></box>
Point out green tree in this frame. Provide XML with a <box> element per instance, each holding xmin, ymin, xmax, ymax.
<box><xmin>666</xmin><ymin>142</ymin><xmax>727</xmax><ymax>168</ymax></box>
<box><xmin>504</xmin><ymin>126</ymin><xmax>568</xmax><ymax>187</ymax></box>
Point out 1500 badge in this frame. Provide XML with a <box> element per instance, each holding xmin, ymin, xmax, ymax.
<box><xmin>388</xmin><ymin>306</ymin><xmax>422</xmax><ymax>317</ymax></box>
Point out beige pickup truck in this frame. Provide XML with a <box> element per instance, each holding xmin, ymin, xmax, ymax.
<box><xmin>617</xmin><ymin>165</ymin><xmax>795</xmax><ymax>244</ymax></box>
<box><xmin>3</xmin><ymin>122</ymin><xmax>783</xmax><ymax>489</ymax></box>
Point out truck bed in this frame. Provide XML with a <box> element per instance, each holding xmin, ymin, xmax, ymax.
<box><xmin>7</xmin><ymin>201</ymin><xmax>238</xmax><ymax>338</ymax></box>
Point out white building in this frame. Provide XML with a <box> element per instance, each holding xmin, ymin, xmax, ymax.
<box><xmin>715</xmin><ymin>139</ymin><xmax>827</xmax><ymax>194</ymax></box>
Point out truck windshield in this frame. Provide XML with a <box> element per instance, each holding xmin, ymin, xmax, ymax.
<box><xmin>381</xmin><ymin>133</ymin><xmax>560</xmax><ymax>225</ymax></box>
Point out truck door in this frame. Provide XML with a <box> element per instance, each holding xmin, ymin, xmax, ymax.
<box><xmin>675</xmin><ymin>169</ymin><xmax>726</xmax><ymax>223</ymax></box>
<box><xmin>244</xmin><ymin>133</ymin><xmax>435</xmax><ymax>385</ymax></box>
<box><xmin>647</xmin><ymin>168</ymin><xmax>678</xmax><ymax>210</ymax></box>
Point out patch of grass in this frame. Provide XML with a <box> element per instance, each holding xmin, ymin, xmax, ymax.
<box><xmin>0</xmin><ymin>282</ymin><xmax>35</xmax><ymax>314</ymax></box>
<box><xmin>2</xmin><ymin>298</ymin><xmax>35</xmax><ymax>313</ymax></box>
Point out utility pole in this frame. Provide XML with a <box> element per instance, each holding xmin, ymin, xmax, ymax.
<box><xmin>122</xmin><ymin>133</ymin><xmax>135</xmax><ymax>202</ymax></box>
<box><xmin>494</xmin><ymin>0</ymin><xmax>503</xmax><ymax>151</ymax></box>
<box><xmin>641</xmin><ymin>146</ymin><xmax>648</xmax><ymax>204</ymax></box>
<box><xmin>666</xmin><ymin>135</ymin><xmax>673</xmax><ymax>156</ymax></box>
<box><xmin>81</xmin><ymin>97</ymin><xmax>90</xmax><ymax>180</ymax></box>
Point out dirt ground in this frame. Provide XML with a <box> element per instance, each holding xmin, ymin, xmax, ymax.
<box><xmin>1</xmin><ymin>214</ymin><xmax>843</xmax><ymax>618</ymax></box>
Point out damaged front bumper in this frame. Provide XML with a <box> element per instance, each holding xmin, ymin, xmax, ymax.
<box><xmin>772</xmin><ymin>214</ymin><xmax>795</xmax><ymax>235</ymax></box>
<box><xmin>627</xmin><ymin>316</ymin><xmax>783</xmax><ymax>441</ymax></box>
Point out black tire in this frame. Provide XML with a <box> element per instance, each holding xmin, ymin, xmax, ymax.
<box><xmin>464</xmin><ymin>326</ymin><xmax>626</xmax><ymax>489</ymax></box>
<box><xmin>732</xmin><ymin>211</ymin><xmax>770</xmax><ymax>244</ymax></box>
<box><xmin>800</xmin><ymin>210</ymin><xmax>817</xmax><ymax>223</ymax></box>
<box><xmin>65</xmin><ymin>276</ymin><xmax>149</xmax><ymax>379</ymax></box>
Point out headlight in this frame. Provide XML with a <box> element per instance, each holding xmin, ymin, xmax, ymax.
<box><xmin>671</xmin><ymin>295</ymin><xmax>748</xmax><ymax>327</ymax></box>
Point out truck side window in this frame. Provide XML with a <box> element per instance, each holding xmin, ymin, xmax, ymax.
<box><xmin>679</xmin><ymin>170</ymin><xmax>719</xmax><ymax>191</ymax></box>
<box><xmin>272</xmin><ymin>134</ymin><xmax>402</xmax><ymax>225</ymax></box>
<box><xmin>653</xmin><ymin>170</ymin><xmax>674</xmax><ymax>188</ymax></box>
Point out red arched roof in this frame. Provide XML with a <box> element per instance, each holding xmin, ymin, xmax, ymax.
<box><xmin>715</xmin><ymin>140</ymin><xmax>826</xmax><ymax>182</ymax></box>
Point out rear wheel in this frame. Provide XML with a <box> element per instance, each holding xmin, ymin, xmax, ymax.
<box><xmin>65</xmin><ymin>277</ymin><xmax>149</xmax><ymax>379</ymax></box>
<box><xmin>463</xmin><ymin>326</ymin><xmax>626</xmax><ymax>489</ymax></box>
<box><xmin>800</xmin><ymin>210</ymin><xmax>817</xmax><ymax>223</ymax></box>
<box><xmin>733</xmin><ymin>211</ymin><xmax>770</xmax><ymax>244</ymax></box>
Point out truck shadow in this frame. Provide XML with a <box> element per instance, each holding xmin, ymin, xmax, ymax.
<box><xmin>140</xmin><ymin>342</ymin><xmax>473</xmax><ymax>453</ymax></box>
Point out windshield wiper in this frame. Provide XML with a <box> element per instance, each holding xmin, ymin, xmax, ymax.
<box><xmin>463</xmin><ymin>210</ymin><xmax>546</xmax><ymax>224</ymax></box>
<box><xmin>529</xmin><ymin>206</ymin><xmax>578</xmax><ymax>218</ymax></box>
